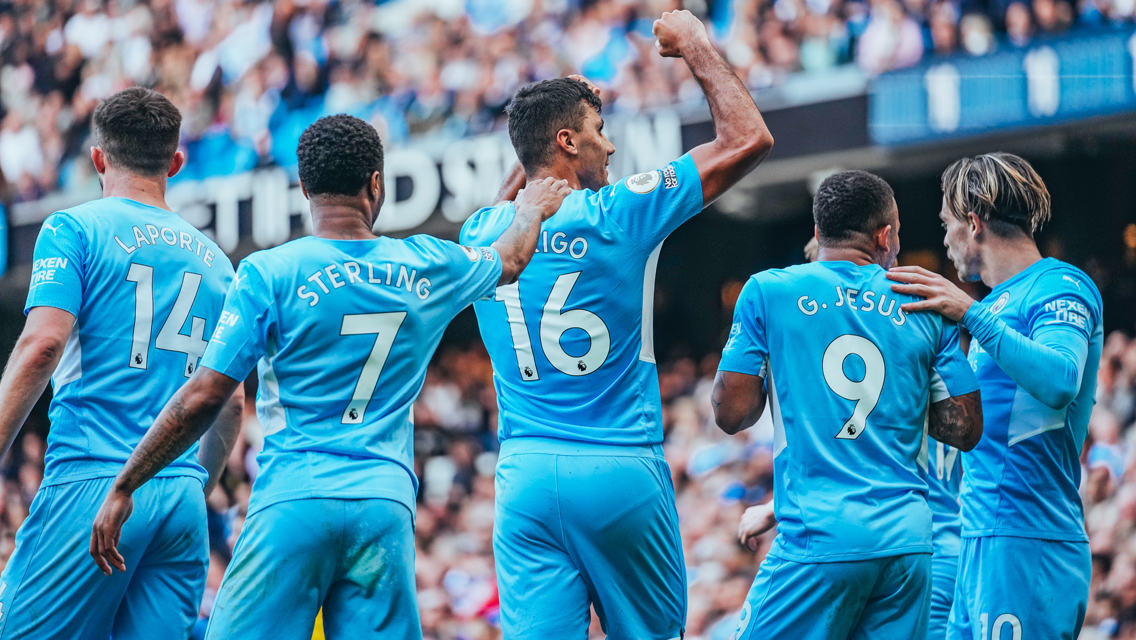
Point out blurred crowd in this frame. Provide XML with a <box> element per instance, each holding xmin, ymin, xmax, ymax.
<box><xmin>0</xmin><ymin>0</ymin><xmax>1120</xmax><ymax>202</ymax></box>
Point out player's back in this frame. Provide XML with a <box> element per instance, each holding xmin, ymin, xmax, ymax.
<box><xmin>961</xmin><ymin>257</ymin><xmax>1103</xmax><ymax>541</ymax></box>
<box><xmin>206</xmin><ymin>234</ymin><xmax>500</xmax><ymax>517</ymax></box>
<box><xmin>725</xmin><ymin>261</ymin><xmax>969</xmax><ymax>562</ymax></box>
<box><xmin>459</xmin><ymin>156</ymin><xmax>704</xmax><ymax>446</ymax></box>
<box><xmin>26</xmin><ymin>197</ymin><xmax>232</xmax><ymax>486</ymax></box>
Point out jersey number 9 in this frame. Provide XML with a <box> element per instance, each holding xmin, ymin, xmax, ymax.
<box><xmin>822</xmin><ymin>335</ymin><xmax>886</xmax><ymax>440</ymax></box>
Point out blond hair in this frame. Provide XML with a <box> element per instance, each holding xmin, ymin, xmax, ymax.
<box><xmin>940</xmin><ymin>152</ymin><xmax>1051</xmax><ymax>237</ymax></box>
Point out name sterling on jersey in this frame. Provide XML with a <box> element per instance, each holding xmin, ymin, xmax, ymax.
<box><xmin>297</xmin><ymin>260</ymin><xmax>434</xmax><ymax>306</ymax></box>
<box><xmin>112</xmin><ymin>224</ymin><xmax>217</xmax><ymax>267</ymax></box>
<box><xmin>796</xmin><ymin>285</ymin><xmax>908</xmax><ymax>326</ymax></box>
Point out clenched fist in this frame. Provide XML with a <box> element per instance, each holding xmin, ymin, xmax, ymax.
<box><xmin>653</xmin><ymin>10</ymin><xmax>711</xmax><ymax>58</ymax></box>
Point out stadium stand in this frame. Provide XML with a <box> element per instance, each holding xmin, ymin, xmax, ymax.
<box><xmin>0</xmin><ymin>0</ymin><xmax>1096</xmax><ymax>202</ymax></box>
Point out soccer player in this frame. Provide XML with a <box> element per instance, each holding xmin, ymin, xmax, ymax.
<box><xmin>714</xmin><ymin>170</ymin><xmax>983</xmax><ymax>640</ymax></box>
<box><xmin>89</xmin><ymin>114</ymin><xmax>569</xmax><ymax>639</ymax></box>
<box><xmin>0</xmin><ymin>87</ymin><xmax>242</xmax><ymax>638</ymax></box>
<box><xmin>736</xmin><ymin>237</ymin><xmax>964</xmax><ymax>640</ymax></box>
<box><xmin>888</xmin><ymin>152</ymin><xmax>1103</xmax><ymax>640</ymax></box>
<box><xmin>458</xmin><ymin>10</ymin><xmax>774</xmax><ymax>638</ymax></box>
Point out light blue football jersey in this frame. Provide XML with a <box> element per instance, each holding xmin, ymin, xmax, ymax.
<box><xmin>718</xmin><ymin>261</ymin><xmax>980</xmax><ymax>562</ymax></box>
<box><xmin>959</xmin><ymin>257</ymin><xmax>1103</xmax><ymax>541</ymax></box>
<box><xmin>459</xmin><ymin>154</ymin><xmax>703</xmax><ymax>445</ymax></box>
<box><xmin>927</xmin><ymin>438</ymin><xmax>962</xmax><ymax>557</ymax></box>
<box><xmin>199</xmin><ymin>235</ymin><xmax>502</xmax><ymax>518</ymax></box>
<box><xmin>24</xmin><ymin>197</ymin><xmax>233</xmax><ymax>487</ymax></box>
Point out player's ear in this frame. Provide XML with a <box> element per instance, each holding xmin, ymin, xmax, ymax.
<box><xmin>91</xmin><ymin>146</ymin><xmax>107</xmax><ymax>174</ymax></box>
<box><xmin>557</xmin><ymin>129</ymin><xmax>578</xmax><ymax>157</ymax></box>
<box><xmin>299</xmin><ymin>180</ymin><xmax>310</xmax><ymax>200</ymax></box>
<box><xmin>966</xmin><ymin>212</ymin><xmax>982</xmax><ymax>238</ymax></box>
<box><xmin>167</xmin><ymin>150</ymin><xmax>185</xmax><ymax>178</ymax></box>
<box><xmin>876</xmin><ymin>224</ymin><xmax>894</xmax><ymax>254</ymax></box>
<box><xmin>370</xmin><ymin>170</ymin><xmax>385</xmax><ymax>210</ymax></box>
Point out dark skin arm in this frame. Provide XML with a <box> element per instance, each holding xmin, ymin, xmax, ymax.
<box><xmin>490</xmin><ymin>176</ymin><xmax>572</xmax><ymax>285</ymax></box>
<box><xmin>494</xmin><ymin>162</ymin><xmax>527</xmax><ymax>205</ymax></box>
<box><xmin>654</xmin><ymin>10</ymin><xmax>774</xmax><ymax>206</ymax></box>
<box><xmin>712</xmin><ymin>370</ymin><xmax>767</xmax><ymax>435</ymax></box>
<box><xmin>197</xmin><ymin>383</ymin><xmax>245</xmax><ymax>497</ymax></box>
<box><xmin>90</xmin><ymin>367</ymin><xmax>240</xmax><ymax>575</ymax></box>
<box><xmin>927</xmin><ymin>390</ymin><xmax>983</xmax><ymax>452</ymax></box>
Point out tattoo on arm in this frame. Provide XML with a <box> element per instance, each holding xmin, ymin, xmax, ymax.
<box><xmin>928</xmin><ymin>390</ymin><xmax>983</xmax><ymax>451</ymax></box>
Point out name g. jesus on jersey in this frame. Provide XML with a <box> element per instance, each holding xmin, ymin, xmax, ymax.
<box><xmin>794</xmin><ymin>285</ymin><xmax>910</xmax><ymax>326</ymax></box>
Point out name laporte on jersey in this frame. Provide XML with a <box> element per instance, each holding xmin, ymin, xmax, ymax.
<box><xmin>113</xmin><ymin>224</ymin><xmax>217</xmax><ymax>268</ymax></box>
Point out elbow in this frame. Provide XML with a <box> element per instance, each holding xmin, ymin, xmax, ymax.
<box><xmin>19</xmin><ymin>332</ymin><xmax>67</xmax><ymax>372</ymax></box>
<box><xmin>1041</xmin><ymin>382</ymin><xmax>1079</xmax><ymax>411</ymax></box>
<box><xmin>497</xmin><ymin>253</ymin><xmax>528</xmax><ymax>286</ymax></box>
<box><xmin>713</xmin><ymin>409</ymin><xmax>744</xmax><ymax>436</ymax></box>
<box><xmin>956</xmin><ymin>423</ymin><xmax>983</xmax><ymax>452</ymax></box>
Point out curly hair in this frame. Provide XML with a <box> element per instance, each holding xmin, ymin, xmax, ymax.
<box><xmin>506</xmin><ymin>78</ymin><xmax>602</xmax><ymax>173</ymax></box>
<box><xmin>941</xmin><ymin>152</ymin><xmax>1051</xmax><ymax>238</ymax></box>
<box><xmin>813</xmin><ymin>170</ymin><xmax>896</xmax><ymax>244</ymax></box>
<box><xmin>92</xmin><ymin>87</ymin><xmax>181</xmax><ymax>177</ymax></box>
<box><xmin>297</xmin><ymin>115</ymin><xmax>384</xmax><ymax>197</ymax></box>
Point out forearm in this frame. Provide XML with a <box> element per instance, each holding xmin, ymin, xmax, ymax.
<box><xmin>114</xmin><ymin>371</ymin><xmax>238</xmax><ymax>494</ymax></box>
<box><xmin>0</xmin><ymin>339</ymin><xmax>62</xmax><ymax>459</ymax></box>
<box><xmin>198</xmin><ymin>383</ymin><xmax>244</xmax><ymax>496</ymax></box>
<box><xmin>712</xmin><ymin>371</ymin><xmax>767</xmax><ymax>435</ymax></box>
<box><xmin>490</xmin><ymin>210</ymin><xmax>543</xmax><ymax>285</ymax></box>
<box><xmin>963</xmin><ymin>304</ymin><xmax>1087</xmax><ymax>409</ymax></box>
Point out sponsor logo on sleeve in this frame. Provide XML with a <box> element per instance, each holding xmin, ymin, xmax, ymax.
<box><xmin>461</xmin><ymin>246</ymin><xmax>481</xmax><ymax>262</ymax></box>
<box><xmin>480</xmin><ymin>248</ymin><xmax>496</xmax><ymax>262</ymax></box>
<box><xmin>662</xmin><ymin>164</ymin><xmax>678</xmax><ymax>189</ymax></box>
<box><xmin>625</xmin><ymin>170</ymin><xmax>661</xmax><ymax>194</ymax></box>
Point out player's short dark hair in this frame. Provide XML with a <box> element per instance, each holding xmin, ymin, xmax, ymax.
<box><xmin>91</xmin><ymin>87</ymin><xmax>182</xmax><ymax>177</ymax></box>
<box><xmin>813</xmin><ymin>170</ymin><xmax>896</xmax><ymax>244</ymax></box>
<box><xmin>941</xmin><ymin>152</ymin><xmax>1050</xmax><ymax>238</ymax></box>
<box><xmin>506</xmin><ymin>78</ymin><xmax>603</xmax><ymax>173</ymax></box>
<box><xmin>297</xmin><ymin>115</ymin><xmax>384</xmax><ymax>197</ymax></box>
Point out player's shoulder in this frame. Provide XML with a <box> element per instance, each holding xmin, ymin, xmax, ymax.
<box><xmin>460</xmin><ymin>202</ymin><xmax>515</xmax><ymax>246</ymax></box>
<box><xmin>1027</xmin><ymin>258</ymin><xmax>1102</xmax><ymax>309</ymax></box>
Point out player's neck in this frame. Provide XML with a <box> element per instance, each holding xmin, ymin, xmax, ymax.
<box><xmin>816</xmin><ymin>246</ymin><xmax>882</xmax><ymax>267</ymax></box>
<box><xmin>978</xmin><ymin>236</ymin><xmax>1043</xmax><ymax>288</ymax></box>
<box><xmin>527</xmin><ymin>165</ymin><xmax>582</xmax><ymax>191</ymax></box>
<box><xmin>311</xmin><ymin>205</ymin><xmax>378</xmax><ymax>241</ymax></box>
<box><xmin>100</xmin><ymin>170</ymin><xmax>172</xmax><ymax>211</ymax></box>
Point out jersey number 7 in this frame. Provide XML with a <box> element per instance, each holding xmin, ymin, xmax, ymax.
<box><xmin>494</xmin><ymin>271</ymin><xmax>611</xmax><ymax>380</ymax></box>
<box><xmin>340</xmin><ymin>312</ymin><xmax>407</xmax><ymax>424</ymax></box>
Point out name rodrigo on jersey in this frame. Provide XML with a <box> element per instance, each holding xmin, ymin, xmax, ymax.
<box><xmin>297</xmin><ymin>261</ymin><xmax>432</xmax><ymax>307</ymax></box>
<box><xmin>796</xmin><ymin>286</ymin><xmax>908</xmax><ymax>326</ymax></box>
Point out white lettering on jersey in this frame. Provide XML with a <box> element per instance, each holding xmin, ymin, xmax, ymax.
<box><xmin>797</xmin><ymin>286</ymin><xmax>906</xmax><ymax>326</ymax></box>
<box><xmin>298</xmin><ymin>261</ymin><xmax>435</xmax><ymax>306</ymax></box>
<box><xmin>113</xmin><ymin>224</ymin><xmax>215</xmax><ymax>267</ymax></box>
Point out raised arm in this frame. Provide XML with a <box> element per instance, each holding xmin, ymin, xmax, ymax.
<box><xmin>653</xmin><ymin>10</ymin><xmax>774</xmax><ymax>206</ymax></box>
<box><xmin>928</xmin><ymin>390</ymin><xmax>983</xmax><ymax>451</ymax></box>
<box><xmin>90</xmin><ymin>367</ymin><xmax>241</xmax><ymax>575</ymax></box>
<box><xmin>0</xmin><ymin>307</ymin><xmax>74</xmax><ymax>460</ymax></box>
<box><xmin>712</xmin><ymin>370</ymin><xmax>767</xmax><ymax>435</ymax></box>
<box><xmin>490</xmin><ymin>177</ymin><xmax>572</xmax><ymax>285</ymax></box>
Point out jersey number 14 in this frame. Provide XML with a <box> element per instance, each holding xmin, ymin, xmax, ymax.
<box><xmin>125</xmin><ymin>263</ymin><xmax>208</xmax><ymax>378</ymax></box>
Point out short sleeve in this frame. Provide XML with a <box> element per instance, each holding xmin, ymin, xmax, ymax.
<box><xmin>199</xmin><ymin>260</ymin><xmax>275</xmax><ymax>382</ymax></box>
<box><xmin>602</xmin><ymin>153</ymin><xmax>704</xmax><ymax>251</ymax></box>
<box><xmin>459</xmin><ymin>203</ymin><xmax>513</xmax><ymax>248</ymax></box>
<box><xmin>930</xmin><ymin>320</ymin><xmax>980</xmax><ymax>402</ymax></box>
<box><xmin>445</xmin><ymin>241</ymin><xmax>504</xmax><ymax>313</ymax></box>
<box><xmin>1026</xmin><ymin>269</ymin><xmax>1100</xmax><ymax>345</ymax></box>
<box><xmin>718</xmin><ymin>277</ymin><xmax>769</xmax><ymax>377</ymax></box>
<box><xmin>25</xmin><ymin>213</ymin><xmax>86</xmax><ymax>317</ymax></box>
